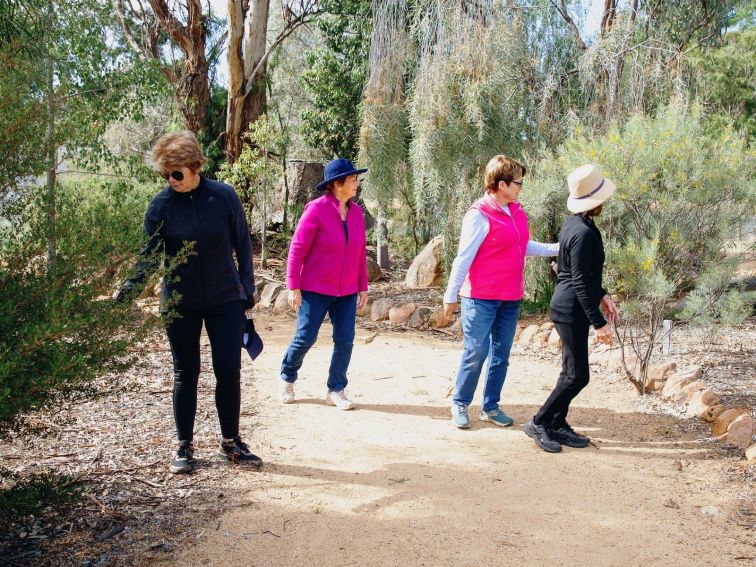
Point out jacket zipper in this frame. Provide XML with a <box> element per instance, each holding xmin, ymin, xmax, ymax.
<box><xmin>189</xmin><ymin>192</ymin><xmax>207</xmax><ymax>306</ymax></box>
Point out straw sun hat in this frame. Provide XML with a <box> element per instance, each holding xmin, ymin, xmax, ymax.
<box><xmin>567</xmin><ymin>164</ymin><xmax>616</xmax><ymax>214</ymax></box>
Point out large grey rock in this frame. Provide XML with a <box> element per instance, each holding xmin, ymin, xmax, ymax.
<box><xmin>370</xmin><ymin>298</ymin><xmax>395</xmax><ymax>321</ymax></box>
<box><xmin>405</xmin><ymin>235</ymin><xmax>444</xmax><ymax>288</ymax></box>
<box><xmin>259</xmin><ymin>282</ymin><xmax>284</xmax><ymax>308</ymax></box>
<box><xmin>408</xmin><ymin>306</ymin><xmax>433</xmax><ymax>328</ymax></box>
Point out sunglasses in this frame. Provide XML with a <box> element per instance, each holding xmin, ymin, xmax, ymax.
<box><xmin>511</xmin><ymin>180</ymin><xmax>524</xmax><ymax>186</ymax></box>
<box><xmin>162</xmin><ymin>170</ymin><xmax>184</xmax><ymax>181</ymax></box>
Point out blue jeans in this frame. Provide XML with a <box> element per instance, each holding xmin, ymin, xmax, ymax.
<box><xmin>280</xmin><ymin>291</ymin><xmax>358</xmax><ymax>392</ymax></box>
<box><xmin>453</xmin><ymin>297</ymin><xmax>521</xmax><ymax>412</ymax></box>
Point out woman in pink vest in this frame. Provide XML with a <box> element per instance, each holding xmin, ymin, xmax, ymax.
<box><xmin>443</xmin><ymin>155</ymin><xmax>558</xmax><ymax>429</ymax></box>
<box><xmin>278</xmin><ymin>159</ymin><xmax>369</xmax><ymax>410</ymax></box>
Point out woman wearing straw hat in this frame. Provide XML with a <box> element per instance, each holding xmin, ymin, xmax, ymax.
<box><xmin>278</xmin><ymin>158</ymin><xmax>369</xmax><ymax>410</ymax></box>
<box><xmin>524</xmin><ymin>164</ymin><xmax>620</xmax><ymax>453</ymax></box>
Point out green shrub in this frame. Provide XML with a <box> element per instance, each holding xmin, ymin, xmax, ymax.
<box><xmin>0</xmin><ymin>178</ymin><xmax>160</xmax><ymax>430</ymax></box>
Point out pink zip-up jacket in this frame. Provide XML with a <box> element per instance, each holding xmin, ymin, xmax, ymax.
<box><xmin>459</xmin><ymin>196</ymin><xmax>530</xmax><ymax>300</ymax></box>
<box><xmin>286</xmin><ymin>192</ymin><xmax>368</xmax><ymax>296</ymax></box>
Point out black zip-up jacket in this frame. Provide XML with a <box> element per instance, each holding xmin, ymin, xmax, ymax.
<box><xmin>549</xmin><ymin>214</ymin><xmax>608</xmax><ymax>329</ymax></box>
<box><xmin>117</xmin><ymin>176</ymin><xmax>255</xmax><ymax>311</ymax></box>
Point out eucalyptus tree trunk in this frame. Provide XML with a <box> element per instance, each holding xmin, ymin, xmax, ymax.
<box><xmin>226</xmin><ymin>0</ymin><xmax>269</xmax><ymax>161</ymax></box>
<box><xmin>149</xmin><ymin>0</ymin><xmax>209</xmax><ymax>132</ymax></box>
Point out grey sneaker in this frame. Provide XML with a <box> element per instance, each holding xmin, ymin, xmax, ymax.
<box><xmin>451</xmin><ymin>403</ymin><xmax>470</xmax><ymax>429</ymax></box>
<box><xmin>169</xmin><ymin>442</ymin><xmax>194</xmax><ymax>474</ymax></box>
<box><xmin>523</xmin><ymin>418</ymin><xmax>562</xmax><ymax>453</ymax></box>
<box><xmin>480</xmin><ymin>408</ymin><xmax>514</xmax><ymax>427</ymax></box>
<box><xmin>326</xmin><ymin>389</ymin><xmax>355</xmax><ymax>410</ymax></box>
<box><xmin>279</xmin><ymin>380</ymin><xmax>295</xmax><ymax>403</ymax></box>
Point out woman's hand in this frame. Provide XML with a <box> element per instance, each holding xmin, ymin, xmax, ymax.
<box><xmin>595</xmin><ymin>323</ymin><xmax>614</xmax><ymax>346</ymax></box>
<box><xmin>600</xmin><ymin>294</ymin><xmax>620</xmax><ymax>324</ymax></box>
<box><xmin>357</xmin><ymin>291</ymin><xmax>368</xmax><ymax>310</ymax></box>
<box><xmin>288</xmin><ymin>289</ymin><xmax>302</xmax><ymax>311</ymax></box>
<box><xmin>444</xmin><ymin>302</ymin><xmax>459</xmax><ymax>317</ymax></box>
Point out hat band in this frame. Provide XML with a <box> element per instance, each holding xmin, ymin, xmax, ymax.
<box><xmin>575</xmin><ymin>178</ymin><xmax>605</xmax><ymax>200</ymax></box>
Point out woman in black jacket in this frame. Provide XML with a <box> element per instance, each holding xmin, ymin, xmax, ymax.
<box><xmin>524</xmin><ymin>164</ymin><xmax>619</xmax><ymax>453</ymax></box>
<box><xmin>115</xmin><ymin>131</ymin><xmax>262</xmax><ymax>473</ymax></box>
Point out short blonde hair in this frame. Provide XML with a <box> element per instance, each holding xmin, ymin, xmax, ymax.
<box><xmin>151</xmin><ymin>131</ymin><xmax>207</xmax><ymax>173</ymax></box>
<box><xmin>484</xmin><ymin>155</ymin><xmax>527</xmax><ymax>193</ymax></box>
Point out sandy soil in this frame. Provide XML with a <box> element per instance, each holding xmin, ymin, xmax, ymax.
<box><xmin>172</xmin><ymin>316</ymin><xmax>755</xmax><ymax>567</ymax></box>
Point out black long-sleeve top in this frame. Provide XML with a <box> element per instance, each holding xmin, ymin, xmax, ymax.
<box><xmin>116</xmin><ymin>176</ymin><xmax>255</xmax><ymax>311</ymax></box>
<box><xmin>549</xmin><ymin>214</ymin><xmax>608</xmax><ymax>329</ymax></box>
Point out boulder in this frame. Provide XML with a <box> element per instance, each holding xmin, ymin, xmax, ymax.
<box><xmin>646</xmin><ymin>362</ymin><xmax>677</xmax><ymax>382</ymax></box>
<box><xmin>253</xmin><ymin>278</ymin><xmax>266</xmax><ymax>304</ymax></box>
<box><xmin>370</xmin><ymin>298</ymin><xmax>394</xmax><ymax>321</ymax></box>
<box><xmin>367</xmin><ymin>256</ymin><xmax>382</xmax><ymax>282</ymax></box>
<box><xmin>662</xmin><ymin>367</ymin><xmax>702</xmax><ymax>400</ymax></box>
<box><xmin>539</xmin><ymin>322</ymin><xmax>555</xmax><ymax>332</ymax></box>
<box><xmin>674</xmin><ymin>380</ymin><xmax>705</xmax><ymax>404</ymax></box>
<box><xmin>408</xmin><ymin>306</ymin><xmax>433</xmax><ymax>328</ymax></box>
<box><xmin>547</xmin><ymin>328</ymin><xmax>561</xmax><ymax>349</ymax></box>
<box><xmin>531</xmin><ymin>330</ymin><xmax>549</xmax><ymax>347</ymax></box>
<box><xmin>699</xmin><ymin>404</ymin><xmax>726</xmax><ymax>423</ymax></box>
<box><xmin>273</xmin><ymin>290</ymin><xmax>290</xmax><ymax>312</ymax></box>
<box><xmin>686</xmin><ymin>389</ymin><xmax>720</xmax><ymax>418</ymax></box>
<box><xmin>259</xmin><ymin>282</ymin><xmax>284</xmax><ymax>308</ymax></box>
<box><xmin>405</xmin><ymin>235</ymin><xmax>443</xmax><ymax>288</ymax></box>
<box><xmin>357</xmin><ymin>299</ymin><xmax>371</xmax><ymax>317</ymax></box>
<box><xmin>676</xmin><ymin>365</ymin><xmax>703</xmax><ymax>382</ymax></box>
<box><xmin>725</xmin><ymin>415</ymin><xmax>755</xmax><ymax>449</ymax></box>
<box><xmin>449</xmin><ymin>318</ymin><xmax>463</xmax><ymax>337</ymax></box>
<box><xmin>745</xmin><ymin>443</ymin><xmax>756</xmax><ymax>462</ymax></box>
<box><xmin>711</xmin><ymin>408</ymin><xmax>749</xmax><ymax>436</ymax></box>
<box><xmin>514</xmin><ymin>324</ymin><xmax>525</xmax><ymax>342</ymax></box>
<box><xmin>517</xmin><ymin>324</ymin><xmax>540</xmax><ymax>346</ymax></box>
<box><xmin>389</xmin><ymin>303</ymin><xmax>417</xmax><ymax>325</ymax></box>
<box><xmin>645</xmin><ymin>378</ymin><xmax>667</xmax><ymax>393</ymax></box>
<box><xmin>429</xmin><ymin>307</ymin><xmax>454</xmax><ymax>328</ymax></box>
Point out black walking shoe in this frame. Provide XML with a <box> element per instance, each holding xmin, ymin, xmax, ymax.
<box><xmin>523</xmin><ymin>418</ymin><xmax>562</xmax><ymax>453</ymax></box>
<box><xmin>217</xmin><ymin>436</ymin><xmax>263</xmax><ymax>469</ymax></box>
<box><xmin>550</xmin><ymin>422</ymin><xmax>590</xmax><ymax>448</ymax></box>
<box><xmin>169</xmin><ymin>442</ymin><xmax>195</xmax><ymax>474</ymax></box>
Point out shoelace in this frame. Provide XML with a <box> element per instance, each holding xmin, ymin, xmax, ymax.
<box><xmin>176</xmin><ymin>445</ymin><xmax>192</xmax><ymax>458</ymax></box>
<box><xmin>232</xmin><ymin>437</ymin><xmax>250</xmax><ymax>454</ymax></box>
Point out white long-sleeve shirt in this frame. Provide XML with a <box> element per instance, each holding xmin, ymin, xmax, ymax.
<box><xmin>443</xmin><ymin>204</ymin><xmax>558</xmax><ymax>304</ymax></box>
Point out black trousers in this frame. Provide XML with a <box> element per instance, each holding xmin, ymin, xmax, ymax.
<box><xmin>165</xmin><ymin>300</ymin><xmax>245</xmax><ymax>442</ymax></box>
<box><xmin>534</xmin><ymin>321</ymin><xmax>590</xmax><ymax>427</ymax></box>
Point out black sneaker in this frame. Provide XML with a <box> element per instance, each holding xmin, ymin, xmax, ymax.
<box><xmin>170</xmin><ymin>442</ymin><xmax>195</xmax><ymax>474</ymax></box>
<box><xmin>217</xmin><ymin>436</ymin><xmax>263</xmax><ymax>469</ymax></box>
<box><xmin>523</xmin><ymin>418</ymin><xmax>562</xmax><ymax>453</ymax></box>
<box><xmin>550</xmin><ymin>422</ymin><xmax>590</xmax><ymax>448</ymax></box>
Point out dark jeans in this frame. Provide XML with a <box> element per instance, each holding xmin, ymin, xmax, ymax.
<box><xmin>165</xmin><ymin>299</ymin><xmax>246</xmax><ymax>442</ymax></box>
<box><xmin>280</xmin><ymin>291</ymin><xmax>357</xmax><ymax>392</ymax></box>
<box><xmin>534</xmin><ymin>321</ymin><xmax>591</xmax><ymax>427</ymax></box>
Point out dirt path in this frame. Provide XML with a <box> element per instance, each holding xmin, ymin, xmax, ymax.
<box><xmin>176</xmin><ymin>316</ymin><xmax>754</xmax><ymax>567</ymax></box>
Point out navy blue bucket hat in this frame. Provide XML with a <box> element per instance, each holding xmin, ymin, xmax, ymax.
<box><xmin>315</xmin><ymin>158</ymin><xmax>367</xmax><ymax>191</ymax></box>
<box><xmin>242</xmin><ymin>317</ymin><xmax>264</xmax><ymax>361</ymax></box>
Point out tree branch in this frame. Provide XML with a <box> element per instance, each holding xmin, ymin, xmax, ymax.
<box><xmin>243</xmin><ymin>8</ymin><xmax>321</xmax><ymax>97</ymax></box>
<box><xmin>552</xmin><ymin>0</ymin><xmax>587</xmax><ymax>50</ymax></box>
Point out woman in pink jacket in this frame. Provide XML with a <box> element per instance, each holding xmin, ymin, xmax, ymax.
<box><xmin>279</xmin><ymin>159</ymin><xmax>369</xmax><ymax>410</ymax></box>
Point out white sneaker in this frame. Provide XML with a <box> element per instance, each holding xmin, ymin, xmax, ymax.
<box><xmin>326</xmin><ymin>389</ymin><xmax>355</xmax><ymax>410</ymax></box>
<box><xmin>279</xmin><ymin>380</ymin><xmax>295</xmax><ymax>404</ymax></box>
